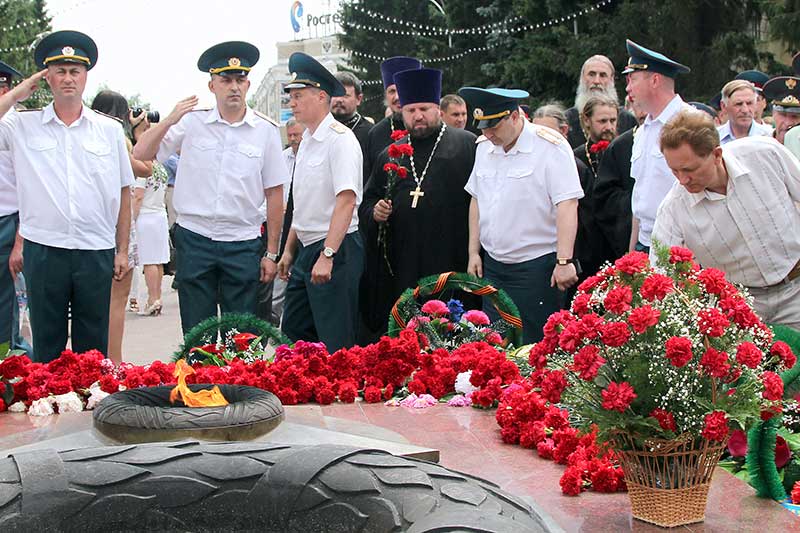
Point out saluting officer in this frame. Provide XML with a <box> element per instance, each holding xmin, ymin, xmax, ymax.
<box><xmin>277</xmin><ymin>52</ymin><xmax>363</xmax><ymax>351</ymax></box>
<box><xmin>0</xmin><ymin>31</ymin><xmax>134</xmax><ymax>362</ymax></box>
<box><xmin>459</xmin><ymin>87</ymin><xmax>584</xmax><ymax>343</ymax></box>
<box><xmin>134</xmin><ymin>41</ymin><xmax>289</xmax><ymax>334</ymax></box>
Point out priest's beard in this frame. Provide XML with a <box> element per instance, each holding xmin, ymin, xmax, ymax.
<box><xmin>574</xmin><ymin>83</ymin><xmax>619</xmax><ymax>113</ymax></box>
<box><xmin>406</xmin><ymin>118</ymin><xmax>443</xmax><ymax>139</ymax></box>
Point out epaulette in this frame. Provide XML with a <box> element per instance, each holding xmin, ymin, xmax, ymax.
<box><xmin>253</xmin><ymin>110</ymin><xmax>279</xmax><ymax>127</ymax></box>
<box><xmin>329</xmin><ymin>121</ymin><xmax>347</xmax><ymax>134</ymax></box>
<box><xmin>535</xmin><ymin>126</ymin><xmax>563</xmax><ymax>145</ymax></box>
<box><xmin>475</xmin><ymin>135</ymin><xmax>488</xmax><ymax>143</ymax></box>
<box><xmin>90</xmin><ymin>108</ymin><xmax>123</xmax><ymax>124</ymax></box>
<box><xmin>364</xmin><ymin>116</ymin><xmax>375</xmax><ymax>125</ymax></box>
<box><xmin>190</xmin><ymin>107</ymin><xmax>213</xmax><ymax>112</ymax></box>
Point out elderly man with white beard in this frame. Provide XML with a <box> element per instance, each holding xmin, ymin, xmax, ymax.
<box><xmin>565</xmin><ymin>54</ymin><xmax>638</xmax><ymax>148</ymax></box>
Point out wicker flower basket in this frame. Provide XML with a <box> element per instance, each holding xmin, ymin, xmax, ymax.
<box><xmin>613</xmin><ymin>432</ymin><xmax>728</xmax><ymax>528</ymax></box>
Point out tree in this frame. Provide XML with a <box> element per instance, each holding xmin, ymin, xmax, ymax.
<box><xmin>0</xmin><ymin>0</ymin><xmax>52</xmax><ymax>108</ymax></box>
<box><xmin>761</xmin><ymin>0</ymin><xmax>800</xmax><ymax>54</ymax></box>
<box><xmin>338</xmin><ymin>0</ymin><xmax>778</xmax><ymax>112</ymax></box>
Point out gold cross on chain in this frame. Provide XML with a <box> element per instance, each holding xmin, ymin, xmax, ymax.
<box><xmin>409</xmin><ymin>186</ymin><xmax>425</xmax><ymax>208</ymax></box>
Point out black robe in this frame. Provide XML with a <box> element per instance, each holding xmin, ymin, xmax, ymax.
<box><xmin>359</xmin><ymin>126</ymin><xmax>477</xmax><ymax>332</ymax></box>
<box><xmin>566</xmin><ymin>106</ymin><xmax>638</xmax><ymax>149</ymax></box>
<box><xmin>572</xmin><ymin>145</ymin><xmax>614</xmax><ymax>278</ymax></box>
<box><xmin>592</xmin><ymin>128</ymin><xmax>636</xmax><ymax>259</ymax></box>
<box><xmin>337</xmin><ymin>113</ymin><xmax>373</xmax><ymax>181</ymax></box>
<box><xmin>364</xmin><ymin>114</ymin><xmax>403</xmax><ymax>184</ymax></box>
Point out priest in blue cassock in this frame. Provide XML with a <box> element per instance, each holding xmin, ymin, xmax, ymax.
<box><xmin>359</xmin><ymin>67</ymin><xmax>477</xmax><ymax>335</ymax></box>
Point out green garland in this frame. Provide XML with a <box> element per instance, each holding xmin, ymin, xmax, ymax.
<box><xmin>172</xmin><ymin>312</ymin><xmax>290</xmax><ymax>362</ymax></box>
<box><xmin>387</xmin><ymin>271</ymin><xmax>523</xmax><ymax>348</ymax></box>
<box><xmin>745</xmin><ymin>324</ymin><xmax>800</xmax><ymax>500</ymax></box>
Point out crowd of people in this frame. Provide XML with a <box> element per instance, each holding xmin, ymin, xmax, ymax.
<box><xmin>1</xmin><ymin>29</ymin><xmax>800</xmax><ymax>364</ymax></box>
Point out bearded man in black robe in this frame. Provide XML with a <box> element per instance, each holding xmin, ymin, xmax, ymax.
<box><xmin>359</xmin><ymin>67</ymin><xmax>477</xmax><ymax>334</ymax></box>
<box><xmin>363</xmin><ymin>56</ymin><xmax>421</xmax><ymax>181</ymax></box>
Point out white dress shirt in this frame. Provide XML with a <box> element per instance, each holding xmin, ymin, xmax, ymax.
<box><xmin>0</xmin><ymin>108</ymin><xmax>17</xmax><ymax>217</ymax></box>
<box><xmin>157</xmin><ymin>107</ymin><xmax>289</xmax><ymax>242</ymax></box>
<box><xmin>631</xmin><ymin>95</ymin><xmax>691</xmax><ymax>247</ymax></box>
<box><xmin>652</xmin><ymin>136</ymin><xmax>800</xmax><ymax>287</ymax></box>
<box><xmin>282</xmin><ymin>145</ymin><xmax>295</xmax><ymax>205</ymax></box>
<box><xmin>465</xmin><ymin>122</ymin><xmax>584</xmax><ymax>263</ymax></box>
<box><xmin>0</xmin><ymin>104</ymin><xmax>134</xmax><ymax>249</ymax></box>
<box><xmin>291</xmin><ymin>113</ymin><xmax>362</xmax><ymax>247</ymax></box>
<box><xmin>717</xmin><ymin>120</ymin><xmax>772</xmax><ymax>145</ymax></box>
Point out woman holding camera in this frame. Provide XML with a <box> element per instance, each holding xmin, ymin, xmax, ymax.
<box><xmin>130</xmin><ymin>112</ymin><xmax>169</xmax><ymax>316</ymax></box>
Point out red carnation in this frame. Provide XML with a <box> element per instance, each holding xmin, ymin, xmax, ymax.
<box><xmin>390</xmin><ymin>129</ymin><xmax>408</xmax><ymax>141</ymax></box>
<box><xmin>601</xmin><ymin>321</ymin><xmax>630</xmax><ymax>347</ymax></box>
<box><xmin>383</xmin><ymin>162</ymin><xmax>398</xmax><ymax>173</ymax></box>
<box><xmin>589</xmin><ymin>140</ymin><xmax>610</xmax><ymax>154</ymax></box>
<box><xmin>665</xmin><ymin>336</ymin><xmax>693</xmax><ymax>367</ymax></box>
<box><xmin>397</xmin><ymin>143</ymin><xmax>414</xmax><ymax>156</ymax></box>
<box><xmin>396</xmin><ymin>166</ymin><xmax>409</xmax><ymax>179</ymax></box>
<box><xmin>603</xmin><ymin>285</ymin><xmax>632</xmax><ymax>315</ymax></box>
<box><xmin>639</xmin><ymin>273</ymin><xmax>674</xmax><ymax>301</ymax></box>
<box><xmin>628</xmin><ymin>305</ymin><xmax>660</xmax><ymax>334</ymax></box>
<box><xmin>793</xmin><ymin>481</ymin><xmax>800</xmax><ymax>505</ymax></box>
<box><xmin>761</xmin><ymin>371</ymin><xmax>784</xmax><ymax>401</ymax></box>
<box><xmin>771</xmin><ymin>341</ymin><xmax>797</xmax><ymax>369</ymax></box>
<box><xmin>669</xmin><ymin>246</ymin><xmax>694</xmax><ymax>264</ymax></box>
<box><xmin>363</xmin><ymin>386</ymin><xmax>382</xmax><ymax>403</ymax></box>
<box><xmin>649</xmin><ymin>408</ymin><xmax>677</xmax><ymax>432</ymax></box>
<box><xmin>591</xmin><ymin>464</ymin><xmax>622</xmax><ymax>492</ymax></box>
<box><xmin>572</xmin><ymin>292</ymin><xmax>591</xmax><ymax>315</ymax></box>
<box><xmin>315</xmin><ymin>387</ymin><xmax>335</xmax><ymax>405</ymax></box>
<box><xmin>601</xmin><ymin>381</ymin><xmax>637</xmax><ymax>412</ymax></box>
<box><xmin>387</xmin><ymin>144</ymin><xmax>403</xmax><ymax>158</ymax></box>
<box><xmin>735</xmin><ymin>342</ymin><xmax>763</xmax><ymax>369</ymax></box>
<box><xmin>99</xmin><ymin>374</ymin><xmax>120</xmax><ymax>394</ymax></box>
<box><xmin>560</xmin><ymin>465</ymin><xmax>585</xmax><ymax>496</ymax></box>
<box><xmin>696</xmin><ymin>268</ymin><xmax>729</xmax><ymax>295</ymax></box>
<box><xmin>775</xmin><ymin>436</ymin><xmax>791</xmax><ymax>469</ymax></box>
<box><xmin>421</xmin><ymin>299</ymin><xmax>449</xmax><ymax>317</ymax></box>
<box><xmin>701</xmin><ymin>411</ymin><xmax>729</xmax><ymax>442</ymax></box>
<box><xmin>338</xmin><ymin>382</ymin><xmax>358</xmax><ymax>403</ymax></box>
<box><xmin>697</xmin><ymin>308</ymin><xmax>730</xmax><ymax>337</ymax></box>
<box><xmin>577</xmin><ymin>275</ymin><xmax>603</xmax><ymax>293</ymax></box>
<box><xmin>0</xmin><ymin>354</ymin><xmax>32</xmax><ymax>379</ymax></box>
<box><xmin>540</xmin><ymin>370</ymin><xmax>568</xmax><ymax>403</ymax></box>
<box><xmin>536</xmin><ymin>438</ymin><xmax>555</xmax><ymax>459</ymax></box>
<box><xmin>0</xmin><ymin>398</ymin><xmax>5</xmax><ymax>412</ymax></box>
<box><xmin>572</xmin><ymin>345</ymin><xmax>606</xmax><ymax>380</ymax></box>
<box><xmin>700</xmin><ymin>347</ymin><xmax>730</xmax><ymax>378</ymax></box>
<box><xmin>613</xmin><ymin>251</ymin><xmax>649</xmax><ymax>275</ymax></box>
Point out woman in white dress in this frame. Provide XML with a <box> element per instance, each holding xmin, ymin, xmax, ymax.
<box><xmin>133</xmin><ymin>160</ymin><xmax>169</xmax><ymax>315</ymax></box>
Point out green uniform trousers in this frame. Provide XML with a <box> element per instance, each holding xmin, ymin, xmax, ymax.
<box><xmin>24</xmin><ymin>240</ymin><xmax>114</xmax><ymax>363</ymax></box>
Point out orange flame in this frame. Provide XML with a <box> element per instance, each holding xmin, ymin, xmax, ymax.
<box><xmin>169</xmin><ymin>359</ymin><xmax>229</xmax><ymax>407</ymax></box>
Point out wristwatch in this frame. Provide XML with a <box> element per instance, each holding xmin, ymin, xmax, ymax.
<box><xmin>264</xmin><ymin>251</ymin><xmax>279</xmax><ymax>262</ymax></box>
<box><xmin>322</xmin><ymin>247</ymin><xmax>336</xmax><ymax>259</ymax></box>
<box><xmin>556</xmin><ymin>258</ymin><xmax>575</xmax><ymax>266</ymax></box>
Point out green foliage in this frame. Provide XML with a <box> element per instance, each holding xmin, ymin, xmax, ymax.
<box><xmin>340</xmin><ymin>0</ymin><xmax>774</xmax><ymax>113</ymax></box>
<box><xmin>761</xmin><ymin>0</ymin><xmax>800</xmax><ymax>52</ymax></box>
<box><xmin>746</xmin><ymin>416</ymin><xmax>787</xmax><ymax>499</ymax></box>
<box><xmin>0</xmin><ymin>0</ymin><xmax>52</xmax><ymax>108</ymax></box>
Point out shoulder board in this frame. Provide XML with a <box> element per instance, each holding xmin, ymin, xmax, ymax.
<box><xmin>253</xmin><ymin>110</ymin><xmax>279</xmax><ymax>127</ymax></box>
<box><xmin>90</xmin><ymin>108</ymin><xmax>123</xmax><ymax>124</ymax></box>
<box><xmin>535</xmin><ymin>126</ymin><xmax>563</xmax><ymax>145</ymax></box>
<box><xmin>330</xmin><ymin>121</ymin><xmax>347</xmax><ymax>134</ymax></box>
<box><xmin>476</xmin><ymin>135</ymin><xmax>488</xmax><ymax>143</ymax></box>
<box><xmin>17</xmin><ymin>108</ymin><xmax>41</xmax><ymax>112</ymax></box>
<box><xmin>364</xmin><ymin>116</ymin><xmax>375</xmax><ymax>124</ymax></box>
<box><xmin>189</xmin><ymin>107</ymin><xmax>213</xmax><ymax>113</ymax></box>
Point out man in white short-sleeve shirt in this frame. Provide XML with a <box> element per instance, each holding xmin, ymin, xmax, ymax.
<box><xmin>134</xmin><ymin>41</ymin><xmax>289</xmax><ymax>333</ymax></box>
<box><xmin>459</xmin><ymin>87</ymin><xmax>584</xmax><ymax>343</ymax></box>
<box><xmin>652</xmin><ymin>111</ymin><xmax>800</xmax><ymax>329</ymax></box>
<box><xmin>0</xmin><ymin>30</ymin><xmax>133</xmax><ymax>362</ymax></box>
<box><xmin>277</xmin><ymin>52</ymin><xmax>363</xmax><ymax>351</ymax></box>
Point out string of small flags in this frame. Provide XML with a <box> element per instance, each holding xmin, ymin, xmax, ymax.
<box><xmin>349</xmin><ymin>3</ymin><xmax>523</xmax><ymax>35</ymax></box>
<box><xmin>343</xmin><ymin>0</ymin><xmax>613</xmax><ymax>38</ymax></box>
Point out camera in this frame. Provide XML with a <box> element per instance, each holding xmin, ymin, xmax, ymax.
<box><xmin>131</xmin><ymin>107</ymin><xmax>160</xmax><ymax>124</ymax></box>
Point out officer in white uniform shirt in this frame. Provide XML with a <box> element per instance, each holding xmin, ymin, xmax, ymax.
<box><xmin>622</xmin><ymin>39</ymin><xmax>692</xmax><ymax>254</ymax></box>
<box><xmin>277</xmin><ymin>52</ymin><xmax>363</xmax><ymax>351</ymax></box>
<box><xmin>459</xmin><ymin>87</ymin><xmax>584</xmax><ymax>343</ymax></box>
<box><xmin>0</xmin><ymin>60</ymin><xmax>30</xmax><ymax>354</ymax></box>
<box><xmin>0</xmin><ymin>31</ymin><xmax>134</xmax><ymax>362</ymax></box>
<box><xmin>134</xmin><ymin>41</ymin><xmax>289</xmax><ymax>334</ymax></box>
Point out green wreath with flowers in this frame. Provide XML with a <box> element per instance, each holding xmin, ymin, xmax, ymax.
<box><xmin>387</xmin><ymin>271</ymin><xmax>524</xmax><ymax>348</ymax></box>
<box><xmin>172</xmin><ymin>312</ymin><xmax>290</xmax><ymax>362</ymax></box>
<box><xmin>745</xmin><ymin>324</ymin><xmax>800</xmax><ymax>500</ymax></box>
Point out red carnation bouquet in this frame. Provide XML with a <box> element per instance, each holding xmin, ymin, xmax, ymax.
<box><xmin>536</xmin><ymin>243</ymin><xmax>795</xmax><ymax>447</ymax></box>
<box><xmin>377</xmin><ymin>130</ymin><xmax>412</xmax><ymax>274</ymax></box>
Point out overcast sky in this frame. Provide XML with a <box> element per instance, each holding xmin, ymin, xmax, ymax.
<box><xmin>46</xmin><ymin>0</ymin><xmax>339</xmax><ymax>112</ymax></box>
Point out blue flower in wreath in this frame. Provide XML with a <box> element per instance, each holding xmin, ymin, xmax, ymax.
<box><xmin>447</xmin><ymin>299</ymin><xmax>464</xmax><ymax>322</ymax></box>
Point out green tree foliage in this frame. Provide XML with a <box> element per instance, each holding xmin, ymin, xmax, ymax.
<box><xmin>761</xmin><ymin>0</ymin><xmax>800</xmax><ymax>53</ymax></box>
<box><xmin>339</xmin><ymin>0</ymin><xmax>778</xmax><ymax>112</ymax></box>
<box><xmin>0</xmin><ymin>0</ymin><xmax>52</xmax><ymax>108</ymax></box>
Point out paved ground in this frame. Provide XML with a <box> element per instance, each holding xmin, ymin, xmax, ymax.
<box><xmin>121</xmin><ymin>274</ymin><xmax>183</xmax><ymax>366</ymax></box>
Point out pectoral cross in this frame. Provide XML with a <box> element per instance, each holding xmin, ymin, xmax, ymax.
<box><xmin>409</xmin><ymin>186</ymin><xmax>424</xmax><ymax>208</ymax></box>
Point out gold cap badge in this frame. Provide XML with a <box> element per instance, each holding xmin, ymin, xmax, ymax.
<box><xmin>228</xmin><ymin>57</ymin><xmax>241</xmax><ymax>67</ymax></box>
<box><xmin>787</xmin><ymin>78</ymin><xmax>797</xmax><ymax>90</ymax></box>
<box><xmin>61</xmin><ymin>46</ymin><xmax>74</xmax><ymax>56</ymax></box>
<box><xmin>473</xmin><ymin>108</ymin><xmax>483</xmax><ymax>119</ymax></box>
<box><xmin>290</xmin><ymin>72</ymin><xmax>297</xmax><ymax>81</ymax></box>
